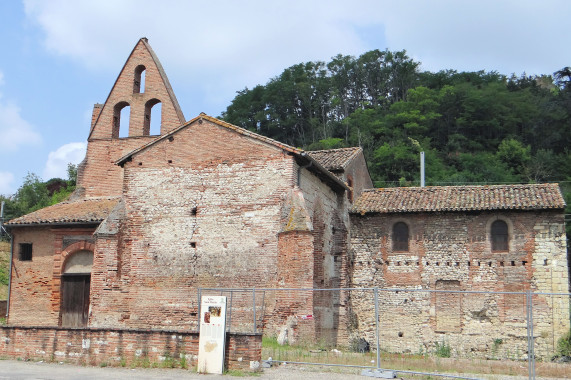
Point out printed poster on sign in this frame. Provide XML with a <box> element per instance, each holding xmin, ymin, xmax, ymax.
<box><xmin>197</xmin><ymin>296</ymin><xmax>227</xmax><ymax>374</ymax></box>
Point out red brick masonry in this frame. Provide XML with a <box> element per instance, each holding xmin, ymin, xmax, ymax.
<box><xmin>0</xmin><ymin>326</ymin><xmax>261</xmax><ymax>370</ymax></box>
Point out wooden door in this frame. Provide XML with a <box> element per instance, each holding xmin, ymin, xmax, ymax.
<box><xmin>61</xmin><ymin>274</ymin><xmax>90</xmax><ymax>327</ymax></box>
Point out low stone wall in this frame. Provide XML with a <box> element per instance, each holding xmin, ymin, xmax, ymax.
<box><xmin>0</xmin><ymin>326</ymin><xmax>261</xmax><ymax>370</ymax></box>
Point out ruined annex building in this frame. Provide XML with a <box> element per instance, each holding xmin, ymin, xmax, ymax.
<box><xmin>4</xmin><ymin>39</ymin><xmax>570</xmax><ymax>360</ymax></box>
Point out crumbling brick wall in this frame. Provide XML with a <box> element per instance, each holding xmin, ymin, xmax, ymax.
<box><xmin>349</xmin><ymin>210</ymin><xmax>569</xmax><ymax>359</ymax></box>
<box><xmin>299</xmin><ymin>167</ymin><xmax>349</xmax><ymax>346</ymax></box>
<box><xmin>89</xmin><ymin>118</ymin><xmax>342</xmax><ymax>333</ymax></box>
<box><xmin>0</xmin><ymin>326</ymin><xmax>261</xmax><ymax>370</ymax></box>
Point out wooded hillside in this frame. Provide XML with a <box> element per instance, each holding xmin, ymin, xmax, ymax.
<box><xmin>222</xmin><ymin>50</ymin><xmax>571</xmax><ymax>236</ymax></box>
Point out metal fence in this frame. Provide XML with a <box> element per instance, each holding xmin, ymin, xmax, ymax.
<box><xmin>198</xmin><ymin>287</ymin><xmax>571</xmax><ymax>379</ymax></box>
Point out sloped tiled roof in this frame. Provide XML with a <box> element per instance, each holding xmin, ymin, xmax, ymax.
<box><xmin>307</xmin><ymin>147</ymin><xmax>362</xmax><ymax>171</ymax></box>
<box><xmin>352</xmin><ymin>184</ymin><xmax>565</xmax><ymax>214</ymax></box>
<box><xmin>6</xmin><ymin>197</ymin><xmax>120</xmax><ymax>226</ymax></box>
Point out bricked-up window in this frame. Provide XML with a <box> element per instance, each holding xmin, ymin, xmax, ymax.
<box><xmin>19</xmin><ymin>243</ymin><xmax>32</xmax><ymax>261</ymax></box>
<box><xmin>393</xmin><ymin>222</ymin><xmax>409</xmax><ymax>251</ymax></box>
<box><xmin>491</xmin><ymin>220</ymin><xmax>509</xmax><ymax>251</ymax></box>
<box><xmin>435</xmin><ymin>280</ymin><xmax>462</xmax><ymax>332</ymax></box>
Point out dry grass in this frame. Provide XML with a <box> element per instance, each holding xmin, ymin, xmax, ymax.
<box><xmin>262</xmin><ymin>339</ymin><xmax>570</xmax><ymax>379</ymax></box>
<box><xmin>0</xmin><ymin>241</ymin><xmax>9</xmax><ymax>299</ymax></box>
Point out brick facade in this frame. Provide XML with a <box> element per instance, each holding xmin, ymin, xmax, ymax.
<box><xmin>0</xmin><ymin>326</ymin><xmax>261</xmax><ymax>370</ymax></box>
<box><xmin>77</xmin><ymin>38</ymin><xmax>185</xmax><ymax>198</ymax></box>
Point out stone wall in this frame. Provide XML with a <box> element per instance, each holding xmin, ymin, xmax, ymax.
<box><xmin>299</xmin><ymin>163</ymin><xmax>349</xmax><ymax>346</ymax></box>
<box><xmin>0</xmin><ymin>326</ymin><xmax>261</xmax><ymax>370</ymax></box>
<box><xmin>343</xmin><ymin>151</ymin><xmax>373</xmax><ymax>202</ymax></box>
<box><xmin>349</xmin><ymin>210</ymin><xmax>570</xmax><ymax>359</ymax></box>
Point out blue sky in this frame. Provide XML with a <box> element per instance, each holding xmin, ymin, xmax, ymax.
<box><xmin>1</xmin><ymin>0</ymin><xmax>571</xmax><ymax>195</ymax></box>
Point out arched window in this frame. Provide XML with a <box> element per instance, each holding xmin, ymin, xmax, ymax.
<box><xmin>393</xmin><ymin>222</ymin><xmax>409</xmax><ymax>251</ymax></box>
<box><xmin>113</xmin><ymin>101</ymin><xmax>130</xmax><ymax>138</ymax></box>
<box><xmin>134</xmin><ymin>65</ymin><xmax>146</xmax><ymax>93</ymax></box>
<box><xmin>491</xmin><ymin>220</ymin><xmax>509</xmax><ymax>251</ymax></box>
<box><xmin>144</xmin><ymin>98</ymin><xmax>162</xmax><ymax>135</ymax></box>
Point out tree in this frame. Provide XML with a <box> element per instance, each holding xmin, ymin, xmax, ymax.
<box><xmin>496</xmin><ymin>138</ymin><xmax>531</xmax><ymax>176</ymax></box>
<box><xmin>554</xmin><ymin>67</ymin><xmax>571</xmax><ymax>90</ymax></box>
<box><xmin>13</xmin><ymin>173</ymin><xmax>50</xmax><ymax>215</ymax></box>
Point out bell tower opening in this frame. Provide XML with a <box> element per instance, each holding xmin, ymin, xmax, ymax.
<box><xmin>134</xmin><ymin>65</ymin><xmax>146</xmax><ymax>93</ymax></box>
<box><xmin>113</xmin><ymin>102</ymin><xmax>131</xmax><ymax>138</ymax></box>
<box><xmin>144</xmin><ymin>98</ymin><xmax>162</xmax><ymax>135</ymax></box>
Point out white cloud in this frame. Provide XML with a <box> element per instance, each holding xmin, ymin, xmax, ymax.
<box><xmin>22</xmin><ymin>0</ymin><xmax>384</xmax><ymax>112</ymax></box>
<box><xmin>0</xmin><ymin>68</ymin><xmax>42</xmax><ymax>153</ymax></box>
<box><xmin>22</xmin><ymin>0</ymin><xmax>571</xmax><ymax>117</ymax></box>
<box><xmin>0</xmin><ymin>99</ymin><xmax>42</xmax><ymax>154</ymax></box>
<box><xmin>0</xmin><ymin>171</ymin><xmax>15</xmax><ymax>196</ymax></box>
<box><xmin>43</xmin><ymin>142</ymin><xmax>86</xmax><ymax>180</ymax></box>
<box><xmin>24</xmin><ymin>0</ymin><xmax>571</xmax><ymax>80</ymax></box>
<box><xmin>377</xmin><ymin>1</ymin><xmax>571</xmax><ymax>75</ymax></box>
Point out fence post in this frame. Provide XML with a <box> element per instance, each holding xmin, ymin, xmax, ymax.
<box><xmin>526</xmin><ymin>290</ymin><xmax>535</xmax><ymax>380</ymax></box>
<box><xmin>228</xmin><ymin>290</ymin><xmax>233</xmax><ymax>332</ymax></box>
<box><xmin>253</xmin><ymin>287</ymin><xmax>257</xmax><ymax>333</ymax></box>
<box><xmin>197</xmin><ymin>288</ymin><xmax>202</xmax><ymax>332</ymax></box>
<box><xmin>374</xmin><ymin>287</ymin><xmax>380</xmax><ymax>370</ymax></box>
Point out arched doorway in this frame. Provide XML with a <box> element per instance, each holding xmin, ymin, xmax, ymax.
<box><xmin>60</xmin><ymin>250</ymin><xmax>93</xmax><ymax>327</ymax></box>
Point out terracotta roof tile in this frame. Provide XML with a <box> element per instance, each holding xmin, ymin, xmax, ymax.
<box><xmin>352</xmin><ymin>184</ymin><xmax>565</xmax><ymax>214</ymax></box>
<box><xmin>307</xmin><ymin>147</ymin><xmax>362</xmax><ymax>171</ymax></box>
<box><xmin>6</xmin><ymin>197</ymin><xmax>120</xmax><ymax>226</ymax></box>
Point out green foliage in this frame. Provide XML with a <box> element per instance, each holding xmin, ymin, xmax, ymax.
<box><xmin>496</xmin><ymin>138</ymin><xmax>530</xmax><ymax>175</ymax></box>
<box><xmin>262</xmin><ymin>335</ymin><xmax>285</xmax><ymax>349</ymax></box>
<box><xmin>0</xmin><ymin>254</ymin><xmax>8</xmax><ymax>288</ymax></box>
<box><xmin>179</xmin><ymin>353</ymin><xmax>187</xmax><ymax>369</ymax></box>
<box><xmin>434</xmin><ymin>341</ymin><xmax>451</xmax><ymax>358</ymax></box>
<box><xmin>14</xmin><ymin>173</ymin><xmax>50</xmax><ymax>215</ymax></box>
<box><xmin>307</xmin><ymin>138</ymin><xmax>346</xmax><ymax>151</ymax></box>
<box><xmin>556</xmin><ymin>328</ymin><xmax>571</xmax><ymax>357</ymax></box>
<box><xmin>223</xmin><ymin>56</ymin><xmax>570</xmax><ymax>195</ymax></box>
<box><xmin>1</xmin><ymin>163</ymin><xmax>78</xmax><ymax>222</ymax></box>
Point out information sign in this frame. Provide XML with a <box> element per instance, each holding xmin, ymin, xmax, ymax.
<box><xmin>197</xmin><ymin>296</ymin><xmax>227</xmax><ymax>374</ymax></box>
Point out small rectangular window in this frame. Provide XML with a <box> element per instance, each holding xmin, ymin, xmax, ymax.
<box><xmin>19</xmin><ymin>243</ymin><xmax>33</xmax><ymax>261</ymax></box>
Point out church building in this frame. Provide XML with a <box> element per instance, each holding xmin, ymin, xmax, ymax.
<box><xmin>4</xmin><ymin>38</ymin><xmax>569</xmax><ymax>360</ymax></box>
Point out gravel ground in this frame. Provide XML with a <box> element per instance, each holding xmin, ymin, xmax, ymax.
<box><xmin>0</xmin><ymin>359</ymin><xmax>564</xmax><ymax>380</ymax></box>
<box><xmin>0</xmin><ymin>359</ymin><xmax>374</xmax><ymax>380</ymax></box>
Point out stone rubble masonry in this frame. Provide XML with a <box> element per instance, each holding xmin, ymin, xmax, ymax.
<box><xmin>0</xmin><ymin>326</ymin><xmax>261</xmax><ymax>370</ymax></box>
<box><xmin>349</xmin><ymin>210</ymin><xmax>570</xmax><ymax>359</ymax></box>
